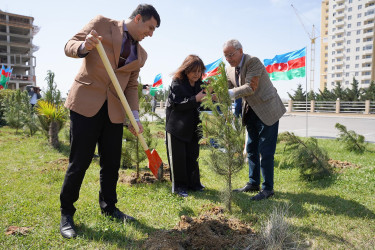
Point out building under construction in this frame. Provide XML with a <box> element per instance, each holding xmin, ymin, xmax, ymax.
<box><xmin>0</xmin><ymin>10</ymin><xmax>38</xmax><ymax>90</ymax></box>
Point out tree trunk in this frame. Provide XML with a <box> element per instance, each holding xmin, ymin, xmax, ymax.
<box><xmin>49</xmin><ymin>121</ymin><xmax>60</xmax><ymax>148</ymax></box>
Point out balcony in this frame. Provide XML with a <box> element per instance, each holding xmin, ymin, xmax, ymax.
<box><xmin>336</xmin><ymin>3</ymin><xmax>345</xmax><ymax>11</ymax></box>
<box><xmin>335</xmin><ymin>12</ymin><xmax>345</xmax><ymax>19</ymax></box>
<box><xmin>363</xmin><ymin>22</ymin><xmax>375</xmax><ymax>29</ymax></box>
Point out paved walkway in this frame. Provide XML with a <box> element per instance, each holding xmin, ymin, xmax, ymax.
<box><xmin>152</xmin><ymin>108</ymin><xmax>375</xmax><ymax>143</ymax></box>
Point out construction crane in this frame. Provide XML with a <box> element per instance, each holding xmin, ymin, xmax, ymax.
<box><xmin>291</xmin><ymin>4</ymin><xmax>320</xmax><ymax>92</ymax></box>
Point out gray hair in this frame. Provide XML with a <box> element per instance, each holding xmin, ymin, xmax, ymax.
<box><xmin>223</xmin><ymin>39</ymin><xmax>242</xmax><ymax>50</ymax></box>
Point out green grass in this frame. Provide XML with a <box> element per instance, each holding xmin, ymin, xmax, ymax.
<box><xmin>1</xmin><ymin>124</ymin><xmax>374</xmax><ymax>249</ymax></box>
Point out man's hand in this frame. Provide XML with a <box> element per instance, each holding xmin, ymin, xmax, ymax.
<box><xmin>84</xmin><ymin>30</ymin><xmax>103</xmax><ymax>51</ymax></box>
<box><xmin>128</xmin><ymin>121</ymin><xmax>143</xmax><ymax>136</ymax></box>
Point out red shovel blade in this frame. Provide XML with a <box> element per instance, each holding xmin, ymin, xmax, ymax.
<box><xmin>145</xmin><ymin>149</ymin><xmax>163</xmax><ymax>180</ymax></box>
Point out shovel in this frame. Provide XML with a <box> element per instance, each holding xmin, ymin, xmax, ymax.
<box><xmin>96</xmin><ymin>41</ymin><xmax>163</xmax><ymax>179</ymax></box>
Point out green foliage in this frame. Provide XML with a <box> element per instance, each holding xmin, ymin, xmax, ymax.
<box><xmin>287</xmin><ymin>84</ymin><xmax>305</xmax><ymax>101</ymax></box>
<box><xmin>0</xmin><ymin>89</ymin><xmax>14</xmax><ymax>126</ymax></box>
<box><xmin>200</xmin><ymin>63</ymin><xmax>245</xmax><ymax>212</ymax></box>
<box><xmin>2</xmin><ymin>89</ymin><xmax>36</xmax><ymax>134</ymax></box>
<box><xmin>335</xmin><ymin>123</ymin><xmax>366</xmax><ymax>153</ymax></box>
<box><xmin>120</xmin><ymin>84</ymin><xmax>158</xmax><ymax>178</ymax></box>
<box><xmin>44</xmin><ymin>70</ymin><xmax>62</xmax><ymax>106</ymax></box>
<box><xmin>315</xmin><ymin>87</ymin><xmax>336</xmax><ymax>101</ymax></box>
<box><xmin>361</xmin><ymin>80</ymin><xmax>375</xmax><ymax>101</ymax></box>
<box><xmin>36</xmin><ymin>100</ymin><xmax>68</xmax><ymax>148</ymax></box>
<box><xmin>278</xmin><ymin>132</ymin><xmax>332</xmax><ymax>181</ymax></box>
<box><xmin>345</xmin><ymin>77</ymin><xmax>361</xmax><ymax>101</ymax></box>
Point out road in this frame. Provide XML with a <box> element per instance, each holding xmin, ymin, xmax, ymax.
<box><xmin>151</xmin><ymin>109</ymin><xmax>375</xmax><ymax>143</ymax></box>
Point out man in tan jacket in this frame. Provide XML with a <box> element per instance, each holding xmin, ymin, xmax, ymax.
<box><xmin>223</xmin><ymin>39</ymin><xmax>286</xmax><ymax>201</ymax></box>
<box><xmin>60</xmin><ymin>4</ymin><xmax>160</xmax><ymax>239</ymax></box>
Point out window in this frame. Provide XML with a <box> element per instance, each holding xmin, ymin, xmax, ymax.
<box><xmin>355</xmin><ymin>64</ymin><xmax>359</xmax><ymax>68</ymax></box>
<box><xmin>357</xmin><ymin>22</ymin><xmax>361</xmax><ymax>27</ymax></box>
<box><xmin>332</xmin><ymin>51</ymin><xmax>336</xmax><ymax>55</ymax></box>
<box><xmin>358</xmin><ymin>5</ymin><xmax>362</xmax><ymax>10</ymax></box>
<box><xmin>348</xmin><ymin>7</ymin><xmax>352</xmax><ymax>12</ymax></box>
<box><xmin>356</xmin><ymin>38</ymin><xmax>360</xmax><ymax>43</ymax></box>
<box><xmin>347</xmin><ymin>31</ymin><xmax>351</xmax><ymax>36</ymax></box>
<box><xmin>356</xmin><ymin>56</ymin><xmax>360</xmax><ymax>60</ymax></box>
<box><xmin>332</xmin><ymin>74</ymin><xmax>335</xmax><ymax>78</ymax></box>
<box><xmin>349</xmin><ymin>0</ymin><xmax>352</xmax><ymax>3</ymax></box>
<box><xmin>355</xmin><ymin>72</ymin><xmax>359</xmax><ymax>76</ymax></box>
<box><xmin>356</xmin><ymin>47</ymin><xmax>360</xmax><ymax>51</ymax></box>
<box><xmin>347</xmin><ymin>40</ymin><xmax>351</xmax><ymax>44</ymax></box>
<box><xmin>346</xmin><ymin>65</ymin><xmax>350</xmax><ymax>69</ymax></box>
<box><xmin>346</xmin><ymin>57</ymin><xmax>350</xmax><ymax>60</ymax></box>
<box><xmin>346</xmin><ymin>72</ymin><xmax>349</xmax><ymax>76</ymax></box>
<box><xmin>348</xmin><ymin>24</ymin><xmax>352</xmax><ymax>28</ymax></box>
<box><xmin>332</xmin><ymin>59</ymin><xmax>336</xmax><ymax>63</ymax></box>
<box><xmin>345</xmin><ymin>81</ymin><xmax>349</xmax><ymax>85</ymax></box>
<box><xmin>357</xmin><ymin>13</ymin><xmax>361</xmax><ymax>18</ymax></box>
<box><xmin>348</xmin><ymin>15</ymin><xmax>352</xmax><ymax>20</ymax></box>
<box><xmin>332</xmin><ymin>43</ymin><xmax>336</xmax><ymax>47</ymax></box>
<box><xmin>347</xmin><ymin>48</ymin><xmax>351</xmax><ymax>53</ymax></box>
<box><xmin>357</xmin><ymin>30</ymin><xmax>361</xmax><ymax>35</ymax></box>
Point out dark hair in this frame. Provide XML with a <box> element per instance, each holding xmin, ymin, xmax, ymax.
<box><xmin>173</xmin><ymin>55</ymin><xmax>206</xmax><ymax>81</ymax></box>
<box><xmin>130</xmin><ymin>4</ymin><xmax>161</xmax><ymax>27</ymax></box>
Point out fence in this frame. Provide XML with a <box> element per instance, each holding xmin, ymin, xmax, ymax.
<box><xmin>285</xmin><ymin>100</ymin><xmax>374</xmax><ymax>114</ymax></box>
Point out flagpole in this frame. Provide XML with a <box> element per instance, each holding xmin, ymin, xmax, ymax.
<box><xmin>305</xmin><ymin>46</ymin><xmax>308</xmax><ymax>138</ymax></box>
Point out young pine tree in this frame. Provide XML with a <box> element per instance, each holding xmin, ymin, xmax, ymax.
<box><xmin>200</xmin><ymin>63</ymin><xmax>245</xmax><ymax>212</ymax></box>
<box><xmin>278</xmin><ymin>132</ymin><xmax>332</xmax><ymax>181</ymax></box>
<box><xmin>335</xmin><ymin>123</ymin><xmax>366</xmax><ymax>153</ymax></box>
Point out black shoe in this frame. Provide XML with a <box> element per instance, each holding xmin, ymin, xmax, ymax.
<box><xmin>190</xmin><ymin>183</ymin><xmax>205</xmax><ymax>192</ymax></box>
<box><xmin>233</xmin><ymin>183</ymin><xmax>260</xmax><ymax>192</ymax></box>
<box><xmin>60</xmin><ymin>215</ymin><xmax>77</xmax><ymax>239</ymax></box>
<box><xmin>173</xmin><ymin>187</ymin><xmax>188</xmax><ymax>197</ymax></box>
<box><xmin>102</xmin><ymin>207</ymin><xmax>136</xmax><ymax>221</ymax></box>
<box><xmin>251</xmin><ymin>190</ymin><xmax>274</xmax><ymax>201</ymax></box>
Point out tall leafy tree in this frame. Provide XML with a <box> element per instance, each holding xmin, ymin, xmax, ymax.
<box><xmin>316</xmin><ymin>87</ymin><xmax>335</xmax><ymax>101</ymax></box>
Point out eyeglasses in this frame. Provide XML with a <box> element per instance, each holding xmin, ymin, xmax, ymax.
<box><xmin>224</xmin><ymin>49</ymin><xmax>238</xmax><ymax>59</ymax></box>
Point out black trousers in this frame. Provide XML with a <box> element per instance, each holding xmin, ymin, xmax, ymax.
<box><xmin>60</xmin><ymin>102</ymin><xmax>123</xmax><ymax>216</ymax></box>
<box><xmin>166</xmin><ymin>132</ymin><xmax>200</xmax><ymax>191</ymax></box>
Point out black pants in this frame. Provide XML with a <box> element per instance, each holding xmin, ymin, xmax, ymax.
<box><xmin>60</xmin><ymin>102</ymin><xmax>123</xmax><ymax>216</ymax></box>
<box><xmin>166</xmin><ymin>132</ymin><xmax>200</xmax><ymax>191</ymax></box>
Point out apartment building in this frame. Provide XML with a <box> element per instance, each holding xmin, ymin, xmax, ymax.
<box><xmin>320</xmin><ymin>0</ymin><xmax>375</xmax><ymax>91</ymax></box>
<box><xmin>0</xmin><ymin>10</ymin><xmax>38</xmax><ymax>90</ymax></box>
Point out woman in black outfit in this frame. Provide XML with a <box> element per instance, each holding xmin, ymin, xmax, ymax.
<box><xmin>166</xmin><ymin>55</ymin><xmax>208</xmax><ymax>197</ymax></box>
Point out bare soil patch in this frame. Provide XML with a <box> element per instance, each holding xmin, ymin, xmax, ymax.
<box><xmin>119</xmin><ymin>163</ymin><xmax>170</xmax><ymax>185</ymax></box>
<box><xmin>41</xmin><ymin>158</ymin><xmax>69</xmax><ymax>172</ymax></box>
<box><xmin>5</xmin><ymin>226</ymin><xmax>33</xmax><ymax>236</ymax></box>
<box><xmin>143</xmin><ymin>205</ymin><xmax>255</xmax><ymax>250</ymax></box>
<box><xmin>329</xmin><ymin>159</ymin><xmax>361</xmax><ymax>169</ymax></box>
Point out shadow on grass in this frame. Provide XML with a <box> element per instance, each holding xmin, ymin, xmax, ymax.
<box><xmin>233</xmin><ymin>190</ymin><xmax>375</xmax><ymax>222</ymax></box>
<box><xmin>76</xmin><ymin>219</ymin><xmax>156</xmax><ymax>249</ymax></box>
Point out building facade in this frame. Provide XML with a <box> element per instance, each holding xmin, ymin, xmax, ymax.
<box><xmin>320</xmin><ymin>0</ymin><xmax>375</xmax><ymax>91</ymax></box>
<box><xmin>0</xmin><ymin>10</ymin><xmax>38</xmax><ymax>90</ymax></box>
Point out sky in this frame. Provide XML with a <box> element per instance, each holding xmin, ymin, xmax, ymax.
<box><xmin>3</xmin><ymin>0</ymin><xmax>322</xmax><ymax>100</ymax></box>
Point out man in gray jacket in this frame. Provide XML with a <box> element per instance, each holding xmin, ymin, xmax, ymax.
<box><xmin>223</xmin><ymin>39</ymin><xmax>286</xmax><ymax>200</ymax></box>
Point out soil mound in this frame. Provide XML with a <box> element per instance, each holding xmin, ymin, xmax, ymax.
<box><xmin>119</xmin><ymin>164</ymin><xmax>170</xmax><ymax>185</ymax></box>
<box><xmin>143</xmin><ymin>206</ymin><xmax>255</xmax><ymax>250</ymax></box>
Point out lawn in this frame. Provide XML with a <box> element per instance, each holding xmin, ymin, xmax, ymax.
<box><xmin>0</xmin><ymin>123</ymin><xmax>374</xmax><ymax>249</ymax></box>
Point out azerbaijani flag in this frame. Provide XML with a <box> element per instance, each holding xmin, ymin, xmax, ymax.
<box><xmin>202</xmin><ymin>57</ymin><xmax>223</xmax><ymax>81</ymax></box>
<box><xmin>149</xmin><ymin>73</ymin><xmax>163</xmax><ymax>96</ymax></box>
<box><xmin>264</xmin><ymin>47</ymin><xmax>306</xmax><ymax>81</ymax></box>
<box><xmin>0</xmin><ymin>65</ymin><xmax>12</xmax><ymax>89</ymax></box>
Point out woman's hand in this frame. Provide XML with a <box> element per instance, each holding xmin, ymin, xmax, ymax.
<box><xmin>195</xmin><ymin>90</ymin><xmax>206</xmax><ymax>102</ymax></box>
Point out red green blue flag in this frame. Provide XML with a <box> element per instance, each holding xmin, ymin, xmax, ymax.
<box><xmin>264</xmin><ymin>47</ymin><xmax>306</xmax><ymax>81</ymax></box>
<box><xmin>0</xmin><ymin>65</ymin><xmax>13</xmax><ymax>90</ymax></box>
<box><xmin>150</xmin><ymin>73</ymin><xmax>163</xmax><ymax>96</ymax></box>
<box><xmin>202</xmin><ymin>57</ymin><xmax>223</xmax><ymax>81</ymax></box>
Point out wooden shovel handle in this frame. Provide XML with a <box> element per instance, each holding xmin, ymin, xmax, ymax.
<box><xmin>96</xmin><ymin>41</ymin><xmax>149</xmax><ymax>151</ymax></box>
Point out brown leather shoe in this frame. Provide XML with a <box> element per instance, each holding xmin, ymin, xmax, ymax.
<box><xmin>233</xmin><ymin>183</ymin><xmax>260</xmax><ymax>192</ymax></box>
